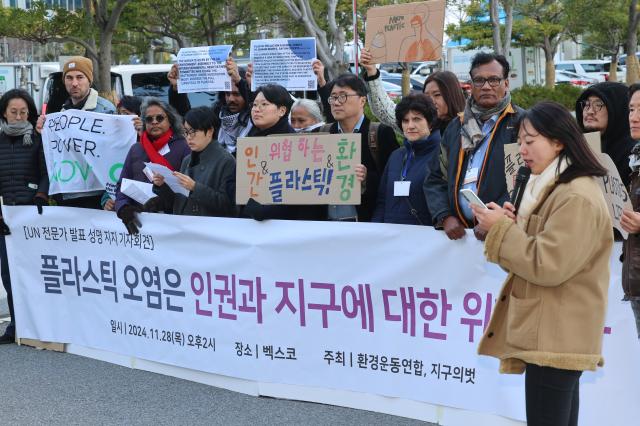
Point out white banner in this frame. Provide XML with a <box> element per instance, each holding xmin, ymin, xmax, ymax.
<box><xmin>4</xmin><ymin>206</ymin><xmax>639</xmax><ymax>425</ymax></box>
<box><xmin>250</xmin><ymin>37</ymin><xmax>317</xmax><ymax>92</ymax></box>
<box><xmin>177</xmin><ymin>45</ymin><xmax>233</xmax><ymax>93</ymax></box>
<box><xmin>42</xmin><ymin>110</ymin><xmax>137</xmax><ymax>196</ymax></box>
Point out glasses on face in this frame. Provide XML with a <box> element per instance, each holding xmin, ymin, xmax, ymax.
<box><xmin>184</xmin><ymin>128</ymin><xmax>200</xmax><ymax>138</ymax></box>
<box><xmin>471</xmin><ymin>76</ymin><xmax>504</xmax><ymax>88</ymax></box>
<box><xmin>580</xmin><ymin>100</ymin><xmax>605</xmax><ymax>113</ymax></box>
<box><xmin>328</xmin><ymin>93</ymin><xmax>361</xmax><ymax>105</ymax></box>
<box><xmin>6</xmin><ymin>110</ymin><xmax>28</xmax><ymax>118</ymax></box>
<box><xmin>250</xmin><ymin>102</ymin><xmax>274</xmax><ymax>111</ymax></box>
<box><xmin>144</xmin><ymin>114</ymin><xmax>166</xmax><ymax>124</ymax></box>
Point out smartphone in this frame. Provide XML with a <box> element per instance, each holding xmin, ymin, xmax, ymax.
<box><xmin>460</xmin><ymin>189</ymin><xmax>487</xmax><ymax>209</ymax></box>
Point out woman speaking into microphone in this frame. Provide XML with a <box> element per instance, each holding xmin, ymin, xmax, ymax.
<box><xmin>471</xmin><ymin>101</ymin><xmax>613</xmax><ymax>426</ymax></box>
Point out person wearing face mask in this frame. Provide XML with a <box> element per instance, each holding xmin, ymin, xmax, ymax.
<box><xmin>359</xmin><ymin>49</ymin><xmax>465</xmax><ymax>137</ymax></box>
<box><xmin>575</xmin><ymin>82</ymin><xmax>636</xmax><ymax>188</ymax></box>
<box><xmin>372</xmin><ymin>94</ymin><xmax>440</xmax><ymax>225</ymax></box>
<box><xmin>242</xmin><ymin>84</ymin><xmax>330</xmax><ymax>221</ymax></box>
<box><xmin>471</xmin><ymin>101</ymin><xmax>611</xmax><ymax>426</ymax></box>
<box><xmin>620</xmin><ymin>83</ymin><xmax>640</xmax><ymax>339</ymax></box>
<box><xmin>0</xmin><ymin>89</ymin><xmax>49</xmax><ymax>344</ymax></box>
<box><xmin>114</xmin><ymin>98</ymin><xmax>190</xmax><ymax>234</ymax></box>
<box><xmin>167</xmin><ymin>57</ymin><xmax>252</xmax><ymax>155</ymax></box>
<box><xmin>289</xmin><ymin>99</ymin><xmax>325</xmax><ymax>132</ymax></box>
<box><xmin>146</xmin><ymin>106</ymin><xmax>236</xmax><ymax>217</ymax></box>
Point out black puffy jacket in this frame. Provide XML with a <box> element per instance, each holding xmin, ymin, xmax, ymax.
<box><xmin>0</xmin><ymin>131</ymin><xmax>49</xmax><ymax>205</ymax></box>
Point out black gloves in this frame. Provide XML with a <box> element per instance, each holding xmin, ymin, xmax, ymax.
<box><xmin>244</xmin><ymin>198</ymin><xmax>265</xmax><ymax>221</ymax></box>
<box><xmin>34</xmin><ymin>196</ymin><xmax>47</xmax><ymax>215</ymax></box>
<box><xmin>117</xmin><ymin>205</ymin><xmax>142</xmax><ymax>235</ymax></box>
<box><xmin>0</xmin><ymin>218</ymin><xmax>10</xmax><ymax>236</ymax></box>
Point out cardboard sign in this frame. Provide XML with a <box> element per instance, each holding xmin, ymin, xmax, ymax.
<box><xmin>503</xmin><ymin>132</ymin><xmax>632</xmax><ymax>238</ymax></box>
<box><xmin>177</xmin><ymin>45</ymin><xmax>233</xmax><ymax>93</ymax></box>
<box><xmin>365</xmin><ymin>0</ymin><xmax>445</xmax><ymax>64</ymax></box>
<box><xmin>236</xmin><ymin>134</ymin><xmax>361</xmax><ymax>205</ymax></box>
<box><xmin>250</xmin><ymin>37</ymin><xmax>317</xmax><ymax>92</ymax></box>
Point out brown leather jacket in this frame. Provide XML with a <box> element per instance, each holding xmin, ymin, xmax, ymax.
<box><xmin>623</xmin><ymin>171</ymin><xmax>640</xmax><ymax>298</ymax></box>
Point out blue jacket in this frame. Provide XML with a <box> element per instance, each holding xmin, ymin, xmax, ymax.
<box><xmin>372</xmin><ymin>131</ymin><xmax>440</xmax><ymax>225</ymax></box>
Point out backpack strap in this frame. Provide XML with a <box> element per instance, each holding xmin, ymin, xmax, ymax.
<box><xmin>368</xmin><ymin>122</ymin><xmax>380</xmax><ymax>170</ymax></box>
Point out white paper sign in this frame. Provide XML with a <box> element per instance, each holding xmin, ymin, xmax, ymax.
<box><xmin>144</xmin><ymin>162</ymin><xmax>190</xmax><ymax>197</ymax></box>
<box><xmin>177</xmin><ymin>45</ymin><xmax>233</xmax><ymax>93</ymax></box>
<box><xmin>4</xmin><ymin>206</ymin><xmax>640</xmax><ymax>426</ymax></box>
<box><xmin>42</xmin><ymin>110</ymin><xmax>137</xmax><ymax>196</ymax></box>
<box><xmin>250</xmin><ymin>37</ymin><xmax>317</xmax><ymax>91</ymax></box>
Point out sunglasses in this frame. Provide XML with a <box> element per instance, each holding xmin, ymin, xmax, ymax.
<box><xmin>145</xmin><ymin>114</ymin><xmax>166</xmax><ymax>124</ymax></box>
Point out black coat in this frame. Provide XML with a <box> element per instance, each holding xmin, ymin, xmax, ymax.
<box><xmin>0</xmin><ymin>131</ymin><xmax>49</xmax><ymax>205</ymax></box>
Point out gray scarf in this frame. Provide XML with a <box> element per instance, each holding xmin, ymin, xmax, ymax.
<box><xmin>630</xmin><ymin>141</ymin><xmax>640</xmax><ymax>172</ymax></box>
<box><xmin>460</xmin><ymin>93</ymin><xmax>511</xmax><ymax>152</ymax></box>
<box><xmin>218</xmin><ymin>108</ymin><xmax>252</xmax><ymax>154</ymax></box>
<box><xmin>0</xmin><ymin>120</ymin><xmax>33</xmax><ymax>146</ymax></box>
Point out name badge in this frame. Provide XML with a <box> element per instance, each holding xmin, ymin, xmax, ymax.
<box><xmin>463</xmin><ymin>167</ymin><xmax>479</xmax><ymax>186</ymax></box>
<box><xmin>394</xmin><ymin>181</ymin><xmax>411</xmax><ymax>197</ymax></box>
<box><xmin>159</xmin><ymin>144</ymin><xmax>171</xmax><ymax>156</ymax></box>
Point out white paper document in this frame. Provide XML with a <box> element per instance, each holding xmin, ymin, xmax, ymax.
<box><xmin>144</xmin><ymin>162</ymin><xmax>190</xmax><ymax>197</ymax></box>
<box><xmin>120</xmin><ymin>179</ymin><xmax>157</xmax><ymax>205</ymax></box>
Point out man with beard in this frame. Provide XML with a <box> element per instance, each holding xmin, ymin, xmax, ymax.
<box><xmin>575</xmin><ymin>82</ymin><xmax>636</xmax><ymax>187</ymax></box>
<box><xmin>424</xmin><ymin>52</ymin><xmax>523</xmax><ymax>241</ymax></box>
<box><xmin>167</xmin><ymin>57</ymin><xmax>251</xmax><ymax>156</ymax></box>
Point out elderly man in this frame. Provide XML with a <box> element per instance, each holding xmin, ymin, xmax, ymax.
<box><xmin>37</xmin><ymin>56</ymin><xmax>116</xmax><ymax>208</ymax></box>
<box><xmin>576</xmin><ymin>82</ymin><xmax>636</xmax><ymax>187</ymax></box>
<box><xmin>424</xmin><ymin>52</ymin><xmax>523</xmax><ymax>240</ymax></box>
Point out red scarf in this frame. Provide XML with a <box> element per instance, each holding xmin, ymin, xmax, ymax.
<box><xmin>141</xmin><ymin>128</ymin><xmax>174</xmax><ymax>170</ymax></box>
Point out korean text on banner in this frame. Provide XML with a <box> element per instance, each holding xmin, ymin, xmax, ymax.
<box><xmin>5</xmin><ymin>206</ymin><xmax>640</xmax><ymax>426</ymax></box>
<box><xmin>503</xmin><ymin>133</ymin><xmax>631</xmax><ymax>238</ymax></box>
<box><xmin>236</xmin><ymin>133</ymin><xmax>361</xmax><ymax>205</ymax></box>
<box><xmin>364</xmin><ymin>0</ymin><xmax>445</xmax><ymax>64</ymax></box>
<box><xmin>249</xmin><ymin>37</ymin><xmax>317</xmax><ymax>92</ymax></box>
<box><xmin>41</xmin><ymin>110</ymin><xmax>137</xmax><ymax>197</ymax></box>
<box><xmin>177</xmin><ymin>45</ymin><xmax>233</xmax><ymax>93</ymax></box>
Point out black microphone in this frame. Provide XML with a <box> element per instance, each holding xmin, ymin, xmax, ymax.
<box><xmin>511</xmin><ymin>166</ymin><xmax>531</xmax><ymax>213</ymax></box>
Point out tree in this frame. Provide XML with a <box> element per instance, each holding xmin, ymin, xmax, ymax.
<box><xmin>489</xmin><ymin>0</ymin><xmax>514</xmax><ymax>55</ymax></box>
<box><xmin>627</xmin><ymin>0</ymin><xmax>640</xmax><ymax>83</ymax></box>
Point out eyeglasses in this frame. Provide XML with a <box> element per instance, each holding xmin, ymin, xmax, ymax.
<box><xmin>580</xmin><ymin>100</ymin><xmax>605</xmax><ymax>113</ymax></box>
<box><xmin>328</xmin><ymin>93</ymin><xmax>361</xmax><ymax>105</ymax></box>
<box><xmin>144</xmin><ymin>114</ymin><xmax>166</xmax><ymax>124</ymax></box>
<box><xmin>471</xmin><ymin>77</ymin><xmax>504</xmax><ymax>88</ymax></box>
<box><xmin>250</xmin><ymin>102</ymin><xmax>274</xmax><ymax>111</ymax></box>
<box><xmin>184</xmin><ymin>128</ymin><xmax>200</xmax><ymax>138</ymax></box>
<box><xmin>6</xmin><ymin>110</ymin><xmax>28</xmax><ymax>117</ymax></box>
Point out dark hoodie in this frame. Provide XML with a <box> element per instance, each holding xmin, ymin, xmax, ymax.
<box><xmin>576</xmin><ymin>82</ymin><xmax>636</xmax><ymax>187</ymax></box>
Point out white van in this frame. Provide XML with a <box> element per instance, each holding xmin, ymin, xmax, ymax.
<box><xmin>554</xmin><ymin>60</ymin><xmax>614</xmax><ymax>83</ymax></box>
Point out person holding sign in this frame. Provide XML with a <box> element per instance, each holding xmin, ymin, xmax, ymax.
<box><xmin>359</xmin><ymin>48</ymin><xmax>465</xmax><ymax>137</ymax></box>
<box><xmin>424</xmin><ymin>52</ymin><xmax>523</xmax><ymax>241</ymax></box>
<box><xmin>146</xmin><ymin>106</ymin><xmax>236</xmax><ymax>217</ymax></box>
<box><xmin>0</xmin><ymin>89</ymin><xmax>49</xmax><ymax>344</ymax></box>
<box><xmin>115</xmin><ymin>98</ymin><xmax>190</xmax><ymax>234</ymax></box>
<box><xmin>242</xmin><ymin>84</ymin><xmax>328</xmax><ymax>221</ymax></box>
<box><xmin>471</xmin><ymin>102</ymin><xmax>612</xmax><ymax>426</ymax></box>
<box><xmin>621</xmin><ymin>83</ymin><xmax>640</xmax><ymax>339</ymax></box>
<box><xmin>372</xmin><ymin>94</ymin><xmax>440</xmax><ymax>225</ymax></box>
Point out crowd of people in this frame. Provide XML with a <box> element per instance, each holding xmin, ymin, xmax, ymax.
<box><xmin>1</xmin><ymin>50</ymin><xmax>639</xmax><ymax>425</ymax></box>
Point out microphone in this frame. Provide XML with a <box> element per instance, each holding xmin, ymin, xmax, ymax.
<box><xmin>511</xmin><ymin>166</ymin><xmax>531</xmax><ymax>213</ymax></box>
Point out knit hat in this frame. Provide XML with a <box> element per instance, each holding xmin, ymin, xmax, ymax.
<box><xmin>62</xmin><ymin>56</ymin><xmax>93</xmax><ymax>84</ymax></box>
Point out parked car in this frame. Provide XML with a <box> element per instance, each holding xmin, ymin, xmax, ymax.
<box><xmin>381</xmin><ymin>80</ymin><xmax>403</xmax><ymax>101</ymax></box>
<box><xmin>379</xmin><ymin>70</ymin><xmax>424</xmax><ymax>92</ymax></box>
<box><xmin>555</xmin><ymin>60</ymin><xmax>609</xmax><ymax>82</ymax></box>
<box><xmin>555</xmin><ymin>70</ymin><xmax>598</xmax><ymax>87</ymax></box>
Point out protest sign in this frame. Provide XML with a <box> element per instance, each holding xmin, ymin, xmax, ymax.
<box><xmin>250</xmin><ymin>37</ymin><xmax>316</xmax><ymax>91</ymax></box>
<box><xmin>503</xmin><ymin>133</ymin><xmax>631</xmax><ymax>238</ymax></box>
<box><xmin>365</xmin><ymin>0</ymin><xmax>445</xmax><ymax>64</ymax></box>
<box><xmin>236</xmin><ymin>133</ymin><xmax>361</xmax><ymax>205</ymax></box>
<box><xmin>177</xmin><ymin>45</ymin><xmax>233</xmax><ymax>93</ymax></box>
<box><xmin>41</xmin><ymin>110</ymin><xmax>137</xmax><ymax>197</ymax></box>
<box><xmin>4</xmin><ymin>205</ymin><xmax>640</xmax><ymax>426</ymax></box>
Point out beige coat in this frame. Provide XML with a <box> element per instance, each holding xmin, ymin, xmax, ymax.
<box><xmin>478</xmin><ymin>176</ymin><xmax>613</xmax><ymax>374</ymax></box>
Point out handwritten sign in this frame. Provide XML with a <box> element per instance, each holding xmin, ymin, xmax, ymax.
<box><xmin>42</xmin><ymin>110</ymin><xmax>137</xmax><ymax>196</ymax></box>
<box><xmin>236</xmin><ymin>134</ymin><xmax>361</xmax><ymax>205</ymax></box>
<box><xmin>177</xmin><ymin>45</ymin><xmax>233</xmax><ymax>93</ymax></box>
<box><xmin>503</xmin><ymin>132</ymin><xmax>632</xmax><ymax>238</ymax></box>
<box><xmin>250</xmin><ymin>37</ymin><xmax>317</xmax><ymax>92</ymax></box>
<box><xmin>365</xmin><ymin>0</ymin><xmax>445</xmax><ymax>64</ymax></box>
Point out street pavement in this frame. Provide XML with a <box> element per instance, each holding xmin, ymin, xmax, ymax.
<box><xmin>0</xmin><ymin>315</ymin><xmax>434</xmax><ymax>426</ymax></box>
